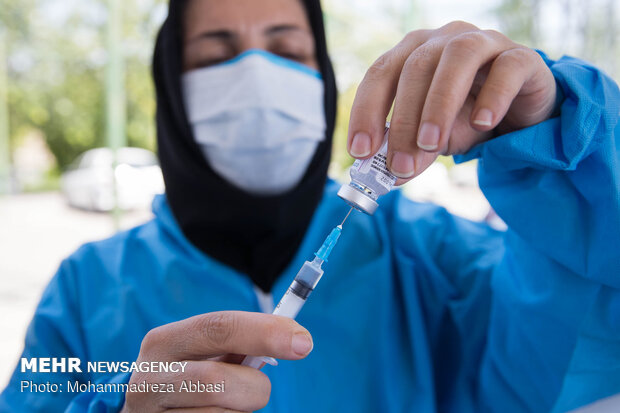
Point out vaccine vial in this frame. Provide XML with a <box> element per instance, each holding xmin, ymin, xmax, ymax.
<box><xmin>337</xmin><ymin>124</ymin><xmax>396</xmax><ymax>214</ymax></box>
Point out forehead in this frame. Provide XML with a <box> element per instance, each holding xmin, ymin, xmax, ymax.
<box><xmin>184</xmin><ymin>0</ymin><xmax>311</xmax><ymax>37</ymax></box>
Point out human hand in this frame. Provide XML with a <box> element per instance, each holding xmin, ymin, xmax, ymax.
<box><xmin>121</xmin><ymin>311</ymin><xmax>313</xmax><ymax>412</ymax></box>
<box><xmin>348</xmin><ymin>21</ymin><xmax>557</xmax><ymax>182</ymax></box>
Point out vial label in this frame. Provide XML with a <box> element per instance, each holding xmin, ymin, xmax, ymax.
<box><xmin>351</xmin><ymin>131</ymin><xmax>389</xmax><ymax>173</ymax></box>
<box><xmin>370</xmin><ymin>140</ymin><xmax>396</xmax><ymax>190</ymax></box>
<box><xmin>376</xmin><ymin>169</ymin><xmax>396</xmax><ymax>189</ymax></box>
<box><xmin>346</xmin><ymin>125</ymin><xmax>397</xmax><ymax>205</ymax></box>
<box><xmin>352</xmin><ymin>158</ymin><xmax>370</xmax><ymax>174</ymax></box>
<box><xmin>350</xmin><ymin>138</ymin><xmax>396</xmax><ymax>191</ymax></box>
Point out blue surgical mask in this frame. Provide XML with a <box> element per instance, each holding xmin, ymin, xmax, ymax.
<box><xmin>182</xmin><ymin>49</ymin><xmax>326</xmax><ymax>195</ymax></box>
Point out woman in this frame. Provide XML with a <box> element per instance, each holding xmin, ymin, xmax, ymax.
<box><xmin>1</xmin><ymin>0</ymin><xmax>619</xmax><ymax>412</ymax></box>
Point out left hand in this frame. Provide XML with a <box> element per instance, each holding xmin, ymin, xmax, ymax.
<box><xmin>347</xmin><ymin>21</ymin><xmax>557</xmax><ymax>182</ymax></box>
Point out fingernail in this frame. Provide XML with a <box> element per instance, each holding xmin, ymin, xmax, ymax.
<box><xmin>417</xmin><ymin>122</ymin><xmax>440</xmax><ymax>151</ymax></box>
<box><xmin>349</xmin><ymin>132</ymin><xmax>371</xmax><ymax>158</ymax></box>
<box><xmin>390</xmin><ymin>152</ymin><xmax>415</xmax><ymax>178</ymax></box>
<box><xmin>292</xmin><ymin>332</ymin><xmax>313</xmax><ymax>356</ymax></box>
<box><xmin>472</xmin><ymin>108</ymin><xmax>493</xmax><ymax>127</ymax></box>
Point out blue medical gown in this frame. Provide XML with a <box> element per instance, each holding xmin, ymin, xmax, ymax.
<box><xmin>1</xmin><ymin>54</ymin><xmax>619</xmax><ymax>413</ymax></box>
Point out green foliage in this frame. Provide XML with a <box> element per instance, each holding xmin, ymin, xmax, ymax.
<box><xmin>494</xmin><ymin>0</ymin><xmax>540</xmax><ymax>47</ymax></box>
<box><xmin>494</xmin><ymin>0</ymin><xmax>619</xmax><ymax>79</ymax></box>
<box><xmin>330</xmin><ymin>84</ymin><xmax>357</xmax><ymax>176</ymax></box>
<box><xmin>4</xmin><ymin>0</ymin><xmax>615</xmax><ymax>178</ymax></box>
<box><xmin>22</xmin><ymin>167</ymin><xmax>60</xmax><ymax>192</ymax></box>
<box><xmin>126</xmin><ymin>58</ymin><xmax>156</xmax><ymax>152</ymax></box>
<box><xmin>2</xmin><ymin>0</ymin><xmax>164</xmax><ymax>170</ymax></box>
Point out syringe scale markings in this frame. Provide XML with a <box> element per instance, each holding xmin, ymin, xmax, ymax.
<box><xmin>241</xmin><ymin>209</ymin><xmax>351</xmax><ymax>369</ymax></box>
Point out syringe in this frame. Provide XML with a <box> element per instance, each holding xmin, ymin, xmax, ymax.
<box><xmin>241</xmin><ymin>210</ymin><xmax>352</xmax><ymax>369</ymax></box>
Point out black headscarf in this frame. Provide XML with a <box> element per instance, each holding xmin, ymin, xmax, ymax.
<box><xmin>153</xmin><ymin>0</ymin><xmax>337</xmax><ymax>292</ymax></box>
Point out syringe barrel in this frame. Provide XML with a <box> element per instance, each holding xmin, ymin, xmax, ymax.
<box><xmin>273</xmin><ymin>282</ymin><xmax>308</xmax><ymax>318</ymax></box>
<box><xmin>241</xmin><ymin>261</ymin><xmax>322</xmax><ymax>369</ymax></box>
<box><xmin>273</xmin><ymin>258</ymin><xmax>324</xmax><ymax>317</ymax></box>
<box><xmin>241</xmin><ymin>283</ymin><xmax>309</xmax><ymax>368</ymax></box>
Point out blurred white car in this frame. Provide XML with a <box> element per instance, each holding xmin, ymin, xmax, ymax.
<box><xmin>61</xmin><ymin>147</ymin><xmax>164</xmax><ymax>212</ymax></box>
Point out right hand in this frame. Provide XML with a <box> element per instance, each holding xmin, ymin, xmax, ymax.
<box><xmin>347</xmin><ymin>22</ymin><xmax>557</xmax><ymax>182</ymax></box>
<box><xmin>121</xmin><ymin>311</ymin><xmax>314</xmax><ymax>412</ymax></box>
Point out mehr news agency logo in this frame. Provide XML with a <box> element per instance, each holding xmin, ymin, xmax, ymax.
<box><xmin>19</xmin><ymin>358</ymin><xmax>225</xmax><ymax>394</ymax></box>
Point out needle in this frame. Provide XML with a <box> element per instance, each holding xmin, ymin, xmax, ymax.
<box><xmin>340</xmin><ymin>206</ymin><xmax>354</xmax><ymax>227</ymax></box>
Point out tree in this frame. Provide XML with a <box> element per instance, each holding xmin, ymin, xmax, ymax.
<box><xmin>1</xmin><ymin>0</ymin><xmax>165</xmax><ymax>171</ymax></box>
<box><xmin>495</xmin><ymin>0</ymin><xmax>619</xmax><ymax>81</ymax></box>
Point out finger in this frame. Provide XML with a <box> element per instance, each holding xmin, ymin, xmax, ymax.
<box><xmin>395</xmin><ymin>94</ymin><xmax>493</xmax><ymax>184</ymax></box>
<box><xmin>348</xmin><ymin>21</ymin><xmax>481</xmax><ymax>161</ymax></box>
<box><xmin>449</xmin><ymin>94</ymin><xmax>494</xmax><ymax>154</ymax></box>
<box><xmin>470</xmin><ymin>47</ymin><xmax>545</xmax><ymax>131</ymax></box>
<box><xmin>140</xmin><ymin>312</ymin><xmax>313</xmax><ymax>362</ymax></box>
<box><xmin>382</xmin><ymin>24</ymin><xmax>480</xmax><ymax>177</ymax></box>
<box><xmin>155</xmin><ymin>360</ymin><xmax>270</xmax><ymax>411</ymax></box>
<box><xmin>385</xmin><ymin>40</ymin><xmax>445</xmax><ymax>178</ymax></box>
<box><xmin>408</xmin><ymin>30</ymin><xmax>512</xmax><ymax>157</ymax></box>
<box><xmin>347</xmin><ymin>30</ymin><xmax>431</xmax><ymax>159</ymax></box>
<box><xmin>401</xmin><ymin>149</ymin><xmax>439</xmax><ymax>184</ymax></box>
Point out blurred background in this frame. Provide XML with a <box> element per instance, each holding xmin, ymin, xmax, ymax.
<box><xmin>1</xmin><ymin>0</ymin><xmax>619</xmax><ymax>389</ymax></box>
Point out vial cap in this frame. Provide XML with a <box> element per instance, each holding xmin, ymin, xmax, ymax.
<box><xmin>337</xmin><ymin>184</ymin><xmax>378</xmax><ymax>215</ymax></box>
